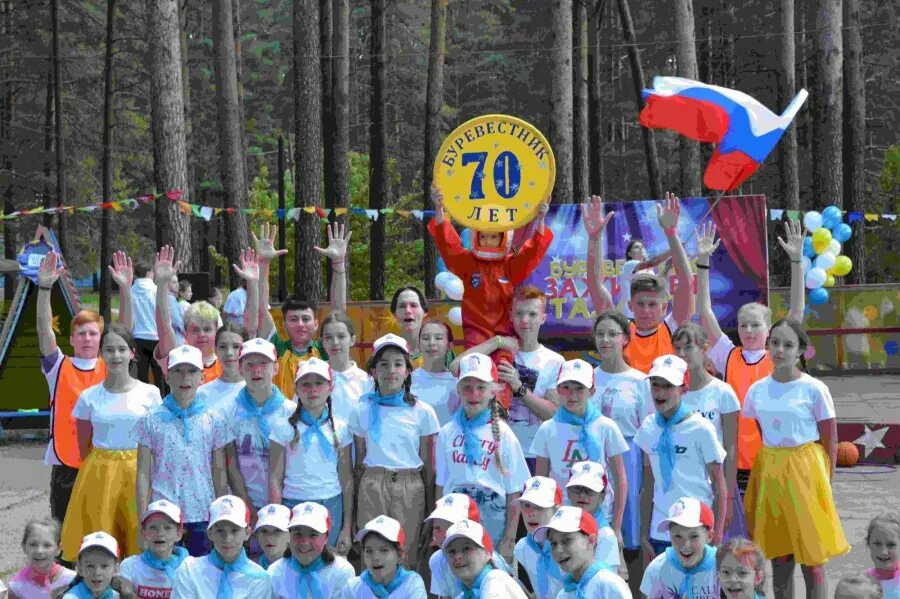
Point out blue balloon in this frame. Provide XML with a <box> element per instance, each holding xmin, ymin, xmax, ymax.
<box><xmin>832</xmin><ymin>223</ymin><xmax>852</xmax><ymax>243</ymax></box>
<box><xmin>802</xmin><ymin>237</ymin><xmax>817</xmax><ymax>258</ymax></box>
<box><xmin>822</xmin><ymin>205</ymin><xmax>842</xmax><ymax>229</ymax></box>
<box><xmin>809</xmin><ymin>287</ymin><xmax>830</xmax><ymax>305</ymax></box>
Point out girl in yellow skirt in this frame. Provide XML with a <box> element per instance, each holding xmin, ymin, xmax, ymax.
<box><xmin>742</xmin><ymin>318</ymin><xmax>849</xmax><ymax>599</ymax></box>
<box><xmin>61</xmin><ymin>323</ymin><xmax>162</xmax><ymax>562</ymax></box>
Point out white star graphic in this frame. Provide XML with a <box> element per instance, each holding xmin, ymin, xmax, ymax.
<box><xmin>623</xmin><ymin>232</ymin><xmax>632</xmax><ymax>243</ymax></box>
<box><xmin>852</xmin><ymin>425</ymin><xmax>889</xmax><ymax>458</ymax></box>
<box><xmin>446</xmin><ymin>169</ymin><xmax>454</xmax><ymax>177</ymax></box>
<box><xmin>539</xmin><ymin>161</ymin><xmax>547</xmax><ymax>170</ymax></box>
<box><xmin>495</xmin><ymin>178</ymin><xmax>505</xmax><ymax>189</ymax></box>
<box><xmin>528</xmin><ymin>180</ymin><xmax>536</xmax><ymax>188</ymax></box>
<box><xmin>454</xmin><ymin>194</ymin><xmax>462</xmax><ymax>202</ymax></box>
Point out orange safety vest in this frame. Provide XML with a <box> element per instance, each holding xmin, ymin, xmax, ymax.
<box><xmin>624</xmin><ymin>320</ymin><xmax>675</xmax><ymax>374</ymax></box>
<box><xmin>724</xmin><ymin>346</ymin><xmax>773</xmax><ymax>471</ymax></box>
<box><xmin>50</xmin><ymin>356</ymin><xmax>107</xmax><ymax>468</ymax></box>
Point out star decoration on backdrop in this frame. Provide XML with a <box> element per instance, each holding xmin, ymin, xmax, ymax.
<box><xmin>852</xmin><ymin>425</ymin><xmax>889</xmax><ymax>458</ymax></box>
<box><xmin>623</xmin><ymin>232</ymin><xmax>632</xmax><ymax>244</ymax></box>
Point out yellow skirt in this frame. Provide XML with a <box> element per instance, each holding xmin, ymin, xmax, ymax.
<box><xmin>61</xmin><ymin>449</ymin><xmax>141</xmax><ymax>562</ymax></box>
<box><xmin>745</xmin><ymin>442</ymin><xmax>850</xmax><ymax>565</ymax></box>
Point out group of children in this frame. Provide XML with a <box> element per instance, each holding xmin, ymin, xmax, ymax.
<box><xmin>7</xmin><ymin>192</ymin><xmax>895</xmax><ymax>598</ymax></box>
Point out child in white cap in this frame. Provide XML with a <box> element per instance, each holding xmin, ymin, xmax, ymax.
<box><xmin>59</xmin><ymin>531</ymin><xmax>121</xmax><ymax>598</ymax></box>
<box><xmin>435</xmin><ymin>352</ymin><xmax>529</xmax><ymax>556</ymax></box>
<box><xmin>341</xmin><ymin>515</ymin><xmax>426</xmax><ymax>598</ymax></box>
<box><xmin>269</xmin><ymin>357</ymin><xmax>354</xmax><ymax>552</ymax></box>
<box><xmin>135</xmin><ymin>345</ymin><xmax>234</xmax><ymax>556</ymax></box>
<box><xmin>253</xmin><ymin>504</ymin><xmax>290</xmax><ymax>569</ymax></box>
<box><xmin>442</xmin><ymin>519</ymin><xmax>528</xmax><ymax>598</ymax></box>
<box><xmin>640</xmin><ymin>497</ymin><xmax>718</xmax><ymax>599</ymax></box>
<box><xmin>268</xmin><ymin>501</ymin><xmax>356</xmax><ymax>599</ymax></box>
<box><xmin>170</xmin><ymin>495</ymin><xmax>271</xmax><ymax>598</ymax></box>
<box><xmin>633</xmin><ymin>355</ymin><xmax>726</xmax><ymax>558</ymax></box>
<box><xmin>512</xmin><ymin>476</ymin><xmax>566</xmax><ymax>599</ymax></box>
<box><xmin>533</xmin><ymin>507</ymin><xmax>631</xmax><ymax>598</ymax></box>
<box><xmin>565</xmin><ymin>461</ymin><xmax>622</xmax><ymax>571</ymax></box>
<box><xmin>118</xmin><ymin>500</ymin><xmax>188</xmax><ymax>598</ymax></box>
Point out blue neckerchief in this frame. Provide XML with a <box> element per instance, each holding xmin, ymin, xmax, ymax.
<box><xmin>208</xmin><ymin>548</ymin><xmax>268</xmax><ymax>599</ymax></box>
<box><xmin>665</xmin><ymin>545</ymin><xmax>717</xmax><ymax>599</ymax></box>
<box><xmin>66</xmin><ymin>581</ymin><xmax>115</xmax><ymax>599</ymax></box>
<box><xmin>160</xmin><ymin>393</ymin><xmax>208</xmax><ymax>444</ymax></box>
<box><xmin>592</xmin><ymin>507</ymin><xmax>611</xmax><ymax>530</ymax></box>
<box><xmin>454</xmin><ymin>407</ymin><xmax>491</xmax><ymax>466</ymax></box>
<box><xmin>654</xmin><ymin>402</ymin><xmax>692</xmax><ymax>490</ymax></box>
<box><xmin>563</xmin><ymin>559</ymin><xmax>607</xmax><ymax>598</ymax></box>
<box><xmin>364</xmin><ymin>390</ymin><xmax>406</xmax><ymax>443</ymax></box>
<box><xmin>236</xmin><ymin>385</ymin><xmax>286</xmax><ymax>442</ymax></box>
<box><xmin>460</xmin><ymin>563</ymin><xmax>494</xmax><ymax>598</ymax></box>
<box><xmin>553</xmin><ymin>403</ymin><xmax>603</xmax><ymax>461</ymax></box>
<box><xmin>360</xmin><ymin>566</ymin><xmax>413</xmax><ymax>598</ymax></box>
<box><xmin>286</xmin><ymin>555</ymin><xmax>326</xmax><ymax>599</ymax></box>
<box><xmin>525</xmin><ymin>534</ymin><xmax>563</xmax><ymax>599</ymax></box>
<box><xmin>300</xmin><ymin>406</ymin><xmax>335</xmax><ymax>458</ymax></box>
<box><xmin>258</xmin><ymin>553</ymin><xmax>271</xmax><ymax>570</ymax></box>
<box><xmin>140</xmin><ymin>546</ymin><xmax>189</xmax><ymax>581</ymax></box>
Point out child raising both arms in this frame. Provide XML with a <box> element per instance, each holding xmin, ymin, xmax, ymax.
<box><xmin>8</xmin><ymin>519</ymin><xmax>76</xmax><ymax>598</ymax></box>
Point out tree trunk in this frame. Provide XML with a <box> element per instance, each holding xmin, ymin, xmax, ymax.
<box><xmin>674</xmin><ymin>0</ymin><xmax>702</xmax><ymax>196</ymax></box>
<box><xmin>587</xmin><ymin>0</ymin><xmax>605</xmax><ymax>197</ymax></box>
<box><xmin>1</xmin><ymin>1</ymin><xmax>14</xmax><ymax>300</ymax></box>
<box><xmin>321</xmin><ymin>0</ymin><xmax>334</xmax><ymax>213</ymax></box>
<box><xmin>368</xmin><ymin>0</ymin><xmax>388</xmax><ymax>300</ymax></box>
<box><xmin>778</xmin><ymin>0</ymin><xmax>800</xmax><ymax>211</ymax></box>
<box><xmin>331</xmin><ymin>0</ymin><xmax>350</xmax><ymax>225</ymax></box>
<box><xmin>572</xmin><ymin>0</ymin><xmax>589</xmax><ymax>202</ymax></box>
<box><xmin>550</xmin><ymin>0</ymin><xmax>573</xmax><ymax>204</ymax></box>
<box><xmin>720</xmin><ymin>0</ymin><xmax>735</xmax><ymax>88</ymax></box>
<box><xmin>43</xmin><ymin>68</ymin><xmax>53</xmax><ymax>228</ymax></box>
<box><xmin>617</xmin><ymin>0</ymin><xmax>662</xmax><ymax>199</ymax></box>
<box><xmin>179</xmin><ymin>2</ymin><xmax>201</xmax><ymax>272</ymax></box>
<box><xmin>232</xmin><ymin>0</ymin><xmax>248</xmax><ymax>162</ymax></box>
<box><xmin>812</xmin><ymin>0</ymin><xmax>843</xmax><ymax>206</ymax></box>
<box><xmin>213</xmin><ymin>0</ymin><xmax>250</xmax><ymax>287</ymax></box>
<box><xmin>292</xmin><ymin>0</ymin><xmax>323</xmax><ymax>300</ymax></box>
<box><xmin>149</xmin><ymin>0</ymin><xmax>192</xmax><ymax>267</ymax></box>
<box><xmin>99</xmin><ymin>0</ymin><xmax>116</xmax><ymax>322</ymax></box>
<box><xmin>50</xmin><ymin>0</ymin><xmax>67</xmax><ymax>256</ymax></box>
<box><xmin>422</xmin><ymin>0</ymin><xmax>447</xmax><ymax>298</ymax></box>
<box><xmin>842</xmin><ymin>0</ymin><xmax>866</xmax><ymax>283</ymax></box>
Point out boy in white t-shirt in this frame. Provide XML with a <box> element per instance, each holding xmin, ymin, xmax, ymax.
<box><xmin>512</xmin><ymin>476</ymin><xmax>566</xmax><ymax>599</ymax></box>
<box><xmin>565</xmin><ymin>461</ymin><xmax>622</xmax><ymax>569</ymax></box>
<box><xmin>119</xmin><ymin>500</ymin><xmax>189</xmax><ymax>599</ymax></box>
<box><xmin>640</xmin><ymin>497</ymin><xmax>719</xmax><ymax>599</ymax></box>
<box><xmin>441</xmin><ymin>519</ymin><xmax>528</xmax><ymax>598</ymax></box>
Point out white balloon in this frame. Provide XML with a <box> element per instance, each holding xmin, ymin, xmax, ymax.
<box><xmin>447</xmin><ymin>306</ymin><xmax>463</xmax><ymax>325</ymax></box>
<box><xmin>805</xmin><ymin>267</ymin><xmax>827</xmax><ymax>289</ymax></box>
<box><xmin>803</xmin><ymin>211</ymin><xmax>823</xmax><ymax>232</ymax></box>
<box><xmin>801</xmin><ymin>256</ymin><xmax>812</xmax><ymax>272</ymax></box>
<box><xmin>827</xmin><ymin>239</ymin><xmax>841</xmax><ymax>256</ymax></box>
<box><xmin>814</xmin><ymin>251</ymin><xmax>836</xmax><ymax>272</ymax></box>
<box><xmin>445</xmin><ymin>278</ymin><xmax>465</xmax><ymax>301</ymax></box>
<box><xmin>434</xmin><ymin>271</ymin><xmax>454</xmax><ymax>291</ymax></box>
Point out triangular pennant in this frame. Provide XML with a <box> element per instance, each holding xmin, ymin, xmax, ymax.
<box><xmin>411</xmin><ymin>210</ymin><xmax>424</xmax><ymax>220</ymax></box>
<box><xmin>884</xmin><ymin>214</ymin><xmax>897</xmax><ymax>222</ymax></box>
<box><xmin>864</xmin><ymin>213</ymin><xmax>880</xmax><ymax>222</ymax></box>
<box><xmin>334</xmin><ymin>207</ymin><xmax>348</xmax><ymax>216</ymax></box>
<box><xmin>276</xmin><ymin>208</ymin><xmax>285</xmax><ymax>220</ymax></box>
<box><xmin>786</xmin><ymin>210</ymin><xmax>800</xmax><ymax>220</ymax></box>
<box><xmin>365</xmin><ymin>209</ymin><xmax>379</xmax><ymax>221</ymax></box>
<box><xmin>200</xmin><ymin>206</ymin><xmax>213</xmax><ymax>221</ymax></box>
<box><xmin>287</xmin><ymin>207</ymin><xmax>301</xmax><ymax>221</ymax></box>
<box><xmin>848</xmin><ymin>212</ymin><xmax>863</xmax><ymax>223</ymax></box>
<box><xmin>769</xmin><ymin>209</ymin><xmax>784</xmax><ymax>221</ymax></box>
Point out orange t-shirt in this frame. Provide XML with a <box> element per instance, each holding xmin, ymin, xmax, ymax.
<box><xmin>624</xmin><ymin>314</ymin><xmax>676</xmax><ymax>374</ymax></box>
<box><xmin>724</xmin><ymin>346</ymin><xmax>773</xmax><ymax>470</ymax></box>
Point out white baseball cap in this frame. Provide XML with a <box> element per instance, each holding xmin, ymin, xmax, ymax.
<box><xmin>167</xmin><ymin>344</ymin><xmax>203</xmax><ymax>371</ymax></box>
<box><xmin>556</xmin><ymin>359</ymin><xmax>594</xmax><ymax>388</ymax></box>
<box><xmin>294</xmin><ymin>357</ymin><xmax>333</xmax><ymax>383</ymax></box>
<box><xmin>533</xmin><ymin>506</ymin><xmax>599</xmax><ymax>544</ymax></box>
<box><xmin>566</xmin><ymin>461</ymin><xmax>608</xmax><ymax>493</ymax></box>
<box><xmin>656</xmin><ymin>497</ymin><xmax>715</xmax><ymax>533</ymax></box>
<box><xmin>253</xmin><ymin>504</ymin><xmax>291</xmax><ymax>533</ymax></box>
<box><xmin>647</xmin><ymin>354</ymin><xmax>688</xmax><ymax>387</ymax></box>
<box><xmin>457</xmin><ymin>352</ymin><xmax>497</xmax><ymax>383</ymax></box>
<box><xmin>355</xmin><ymin>515</ymin><xmax>406</xmax><ymax>549</ymax></box>
<box><xmin>288</xmin><ymin>501</ymin><xmax>332</xmax><ymax>534</ymax></box>
<box><xmin>78</xmin><ymin>531</ymin><xmax>119</xmax><ymax>559</ymax></box>
<box><xmin>207</xmin><ymin>495</ymin><xmax>250</xmax><ymax>530</ymax></box>
<box><xmin>441</xmin><ymin>519</ymin><xmax>494</xmax><ymax>553</ymax></box>
<box><xmin>513</xmin><ymin>476</ymin><xmax>563</xmax><ymax>508</ymax></box>
<box><xmin>240</xmin><ymin>338</ymin><xmax>277</xmax><ymax>362</ymax></box>
<box><xmin>140</xmin><ymin>499</ymin><xmax>183</xmax><ymax>526</ymax></box>
<box><xmin>372</xmin><ymin>333</ymin><xmax>410</xmax><ymax>355</ymax></box>
<box><xmin>425</xmin><ymin>493</ymin><xmax>481</xmax><ymax>524</ymax></box>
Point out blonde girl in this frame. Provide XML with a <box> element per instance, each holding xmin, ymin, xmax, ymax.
<box><xmin>9</xmin><ymin>519</ymin><xmax>76</xmax><ymax>598</ymax></box>
<box><xmin>318</xmin><ymin>311</ymin><xmax>372</xmax><ymax>423</ymax></box>
<box><xmin>716</xmin><ymin>537</ymin><xmax>767</xmax><ymax>599</ymax></box>
<box><xmin>865</xmin><ymin>511</ymin><xmax>900</xmax><ymax>599</ymax></box>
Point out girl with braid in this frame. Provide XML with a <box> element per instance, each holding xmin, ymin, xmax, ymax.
<box><xmin>435</xmin><ymin>353</ymin><xmax>529</xmax><ymax>563</ymax></box>
<box><xmin>268</xmin><ymin>358</ymin><xmax>354</xmax><ymax>554</ymax></box>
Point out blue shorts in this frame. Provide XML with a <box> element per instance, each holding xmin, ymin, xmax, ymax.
<box><xmin>621</xmin><ymin>437</ymin><xmax>644</xmax><ymax>550</ymax></box>
<box><xmin>283</xmin><ymin>494</ymin><xmax>343</xmax><ymax>547</ymax></box>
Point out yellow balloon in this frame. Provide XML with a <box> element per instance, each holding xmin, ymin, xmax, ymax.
<box><xmin>811</xmin><ymin>228</ymin><xmax>832</xmax><ymax>253</ymax></box>
<box><xmin>824</xmin><ymin>274</ymin><xmax>835</xmax><ymax>287</ymax></box>
<box><xmin>832</xmin><ymin>254</ymin><xmax>852</xmax><ymax>276</ymax></box>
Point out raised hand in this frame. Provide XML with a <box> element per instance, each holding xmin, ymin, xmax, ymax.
<box><xmin>37</xmin><ymin>250</ymin><xmax>65</xmax><ymax>289</ymax></box>
<box><xmin>232</xmin><ymin>248</ymin><xmax>260</xmax><ymax>282</ymax></box>
<box><xmin>657</xmin><ymin>191</ymin><xmax>681</xmax><ymax>231</ymax></box>
<box><xmin>108</xmin><ymin>251</ymin><xmax>134</xmax><ymax>288</ymax></box>
<box><xmin>252</xmin><ymin>222</ymin><xmax>289</xmax><ymax>263</ymax></box>
<box><xmin>777</xmin><ymin>218</ymin><xmax>804</xmax><ymax>262</ymax></box>
<box><xmin>153</xmin><ymin>245</ymin><xmax>180</xmax><ymax>285</ymax></box>
<box><xmin>580</xmin><ymin>195</ymin><xmax>614</xmax><ymax>238</ymax></box>
<box><xmin>314</xmin><ymin>222</ymin><xmax>352</xmax><ymax>263</ymax></box>
<box><xmin>430</xmin><ymin>185</ymin><xmax>444</xmax><ymax>222</ymax></box>
<box><xmin>695</xmin><ymin>221</ymin><xmax>721</xmax><ymax>259</ymax></box>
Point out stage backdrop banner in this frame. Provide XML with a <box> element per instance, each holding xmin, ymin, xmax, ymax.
<box><xmin>518</xmin><ymin>195</ymin><xmax>769</xmax><ymax>335</ymax></box>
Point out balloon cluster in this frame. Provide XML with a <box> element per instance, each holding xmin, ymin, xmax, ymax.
<box><xmin>801</xmin><ymin>206</ymin><xmax>854</xmax><ymax>305</ymax></box>
<box><xmin>434</xmin><ymin>271</ymin><xmax>464</xmax><ymax>325</ymax></box>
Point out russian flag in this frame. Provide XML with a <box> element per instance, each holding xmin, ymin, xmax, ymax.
<box><xmin>639</xmin><ymin>77</ymin><xmax>808</xmax><ymax>191</ymax></box>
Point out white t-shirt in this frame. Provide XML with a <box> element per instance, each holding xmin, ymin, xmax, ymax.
<box><xmin>268</xmin><ymin>555</ymin><xmax>355</xmax><ymax>599</ymax></box>
<box><xmin>435</xmin><ymin>417</ymin><xmax>530</xmax><ymax>498</ymax></box>
<box><xmin>170</xmin><ymin>554</ymin><xmax>271</xmax><ymax>599</ymax></box>
<box><xmin>429</xmin><ymin>549</ymin><xmax>513</xmax><ymax>597</ymax></box>
<box><xmin>619</xmin><ymin>259</ymin><xmax>640</xmax><ymax>318</ymax></box>
<box><xmin>41</xmin><ymin>351</ymin><xmax>101</xmax><ymax>466</ymax></box>
<box><xmin>72</xmin><ymin>382</ymin><xmax>162</xmax><ymax>450</ymax></box>
<box><xmin>634</xmin><ymin>413</ymin><xmax>726</xmax><ymax>542</ymax></box>
<box><xmin>269</xmin><ymin>415</ymin><xmax>352</xmax><ymax>500</ymax></box>
<box><xmin>742</xmin><ymin>374</ymin><xmax>836</xmax><ymax>447</ymax></box>
<box><xmin>511</xmin><ymin>345</ymin><xmax>565</xmax><ymax>456</ymax></box>
<box><xmin>331</xmin><ymin>363</ymin><xmax>372</xmax><ymax>424</ymax></box>
<box><xmin>453</xmin><ymin>568</ymin><xmax>527</xmax><ymax>599</ymax></box>
<box><xmin>410</xmin><ymin>368</ymin><xmax>458</xmax><ymax>426</ymax></box>
<box><xmin>591</xmin><ymin>367</ymin><xmax>654</xmax><ymax>438</ymax></box>
<box><xmin>219</xmin><ymin>395</ymin><xmax>297</xmax><ymax>508</ymax></box>
<box><xmin>339</xmin><ymin>573</ymin><xmax>427</xmax><ymax>598</ymax></box>
<box><xmin>680</xmin><ymin>378</ymin><xmax>741</xmax><ymax>445</ymax></box>
<box><xmin>198</xmin><ymin>378</ymin><xmax>246</xmax><ymax>414</ymax></box>
<box><xmin>708</xmin><ymin>334</ymin><xmax>767</xmax><ymax>377</ymax></box>
<box><xmin>554</xmin><ymin>567</ymin><xmax>632</xmax><ymax>598</ymax></box>
<box><xmin>8</xmin><ymin>566</ymin><xmax>76</xmax><ymax>598</ymax></box>
<box><xmin>640</xmin><ymin>549</ymin><xmax>719</xmax><ymax>599</ymax></box>
<box><xmin>349</xmin><ymin>399</ymin><xmax>440</xmax><ymax>470</ymax></box>
<box><xmin>119</xmin><ymin>554</ymin><xmax>183</xmax><ymax>598</ymax></box>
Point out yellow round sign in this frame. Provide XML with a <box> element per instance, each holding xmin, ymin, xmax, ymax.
<box><xmin>433</xmin><ymin>114</ymin><xmax>556</xmax><ymax>233</ymax></box>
